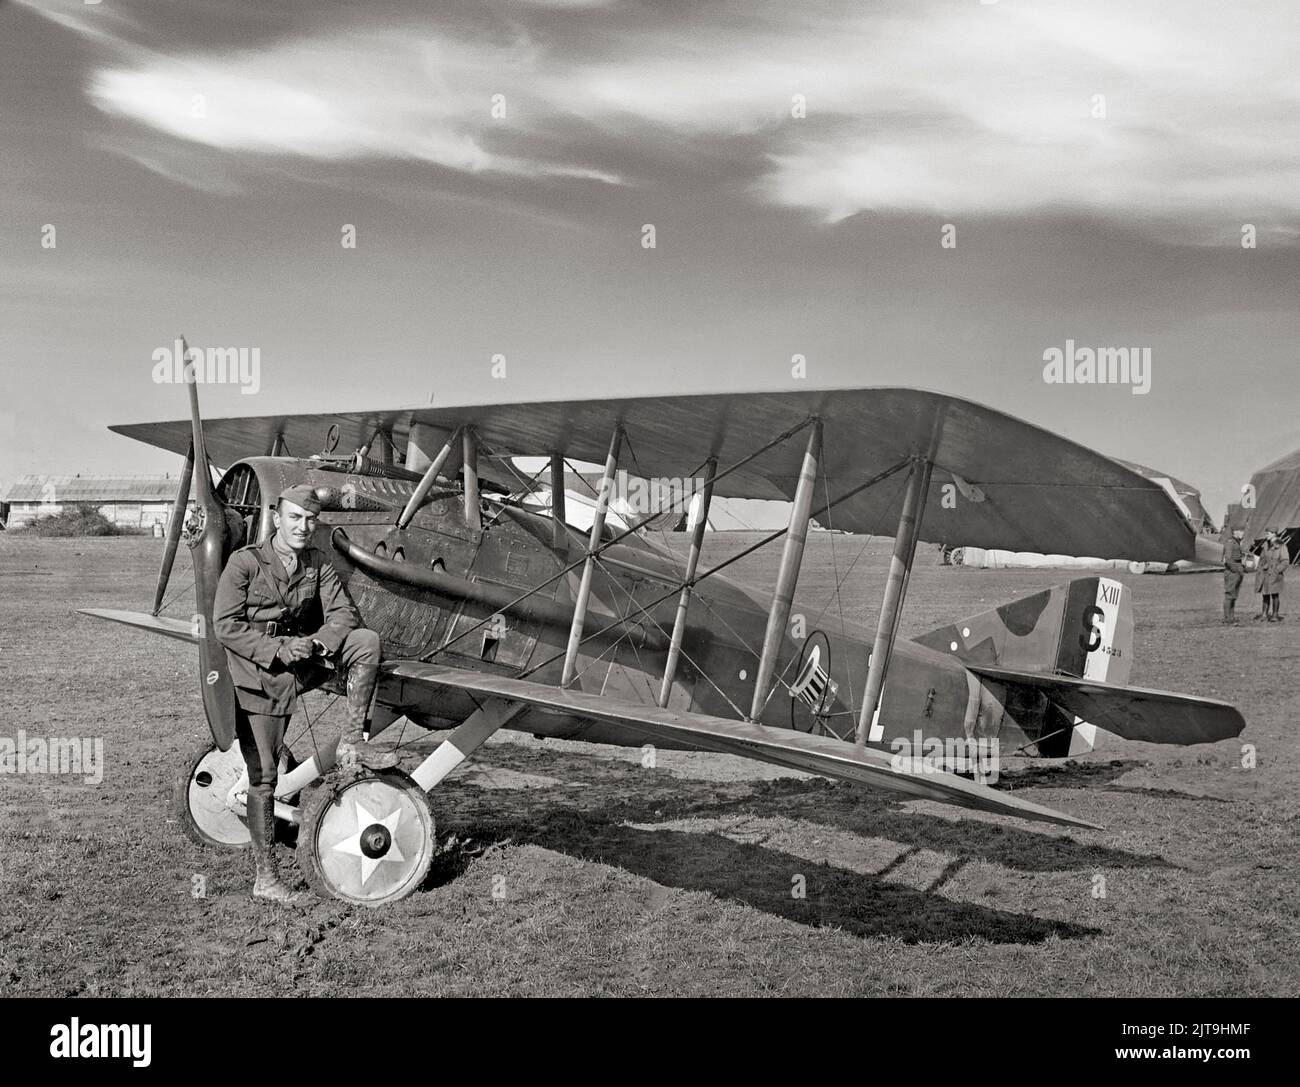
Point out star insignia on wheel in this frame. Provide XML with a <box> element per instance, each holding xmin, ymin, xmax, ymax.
<box><xmin>332</xmin><ymin>800</ymin><xmax>406</xmax><ymax>887</ymax></box>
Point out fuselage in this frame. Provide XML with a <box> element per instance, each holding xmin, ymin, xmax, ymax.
<box><xmin>219</xmin><ymin>456</ymin><xmax>1047</xmax><ymax>756</ymax></box>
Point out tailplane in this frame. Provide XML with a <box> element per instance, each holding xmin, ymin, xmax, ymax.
<box><xmin>964</xmin><ymin>666</ymin><xmax>1244</xmax><ymax>746</ymax></box>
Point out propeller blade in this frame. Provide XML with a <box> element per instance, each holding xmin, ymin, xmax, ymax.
<box><xmin>184</xmin><ymin>337</ymin><xmax>217</xmax><ymax>510</ymax></box>
<box><xmin>152</xmin><ymin>440</ymin><xmax>194</xmax><ymax>615</ymax></box>
<box><xmin>182</xmin><ymin>337</ymin><xmax>239</xmax><ymax>751</ymax></box>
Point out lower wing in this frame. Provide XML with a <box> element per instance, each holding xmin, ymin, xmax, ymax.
<box><xmin>387</xmin><ymin>661</ymin><xmax>1101</xmax><ymax>830</ymax></box>
<box><xmin>80</xmin><ymin>608</ymin><xmax>199</xmax><ymax>643</ymax></box>
<box><xmin>76</xmin><ymin>611</ymin><xmax>1102</xmax><ymax>829</ymax></box>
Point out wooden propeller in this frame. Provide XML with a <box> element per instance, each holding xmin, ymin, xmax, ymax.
<box><xmin>181</xmin><ymin>337</ymin><xmax>239</xmax><ymax>751</ymax></box>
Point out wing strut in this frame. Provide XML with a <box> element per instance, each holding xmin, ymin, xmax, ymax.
<box><xmin>856</xmin><ymin>454</ymin><xmax>934</xmax><ymax>745</ymax></box>
<box><xmin>367</xmin><ymin>426</ymin><xmax>392</xmax><ymax>465</ymax></box>
<box><xmin>658</xmin><ymin>456</ymin><xmax>718</xmax><ymax>707</ymax></box>
<box><xmin>749</xmin><ymin>421</ymin><xmax>822</xmax><ymax>720</ymax></box>
<box><xmin>549</xmin><ymin>451</ymin><xmax>568</xmax><ymax>552</ymax></box>
<box><xmin>397</xmin><ymin>425</ymin><xmax>460</xmax><ymax>529</ymax></box>
<box><xmin>410</xmin><ymin>697</ymin><xmax>528</xmax><ymax>790</ymax></box>
<box><xmin>462</xmin><ymin>427</ymin><xmax>481</xmax><ymax>531</ymax></box>
<box><xmin>561</xmin><ymin>424</ymin><xmax>623</xmax><ymax>686</ymax></box>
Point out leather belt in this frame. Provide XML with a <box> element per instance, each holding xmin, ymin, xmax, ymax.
<box><xmin>250</xmin><ymin>618</ymin><xmax>300</xmax><ymax>637</ymax></box>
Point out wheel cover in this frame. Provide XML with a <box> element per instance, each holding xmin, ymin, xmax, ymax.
<box><xmin>186</xmin><ymin>746</ymin><xmax>251</xmax><ymax>846</ymax></box>
<box><xmin>311</xmin><ymin>776</ymin><xmax>434</xmax><ymax>905</ymax></box>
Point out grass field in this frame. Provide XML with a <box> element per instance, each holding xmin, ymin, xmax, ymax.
<box><xmin>1</xmin><ymin>534</ymin><xmax>1296</xmax><ymax>997</ymax></box>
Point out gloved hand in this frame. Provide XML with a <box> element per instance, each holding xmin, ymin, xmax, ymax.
<box><xmin>276</xmin><ymin>637</ymin><xmax>314</xmax><ymax>663</ymax></box>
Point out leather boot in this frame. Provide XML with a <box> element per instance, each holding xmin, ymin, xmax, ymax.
<box><xmin>247</xmin><ymin>785</ymin><xmax>309</xmax><ymax>907</ymax></box>
<box><xmin>336</xmin><ymin>663</ymin><xmax>399</xmax><ymax>772</ymax></box>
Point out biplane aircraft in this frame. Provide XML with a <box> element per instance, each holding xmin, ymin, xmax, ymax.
<box><xmin>82</xmin><ymin>365</ymin><xmax>1245</xmax><ymax>906</ymax></box>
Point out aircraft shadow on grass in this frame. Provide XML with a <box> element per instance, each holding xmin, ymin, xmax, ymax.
<box><xmin>995</xmin><ymin>758</ymin><xmax>1237</xmax><ymax>803</ymax></box>
<box><xmin>993</xmin><ymin>759</ymin><xmax>1143</xmax><ymax>789</ymax></box>
<box><xmin>429</xmin><ymin>744</ymin><xmax>1179</xmax><ymax>878</ymax></box>
<box><xmin>424</xmin><ymin>811</ymin><xmax>1100</xmax><ymax>945</ymax></box>
<box><xmin>683</xmin><ymin>787</ymin><xmax>1177</xmax><ymax>877</ymax></box>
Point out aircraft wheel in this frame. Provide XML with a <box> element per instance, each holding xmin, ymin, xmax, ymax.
<box><xmin>297</xmin><ymin>770</ymin><xmax>435</xmax><ymax>908</ymax></box>
<box><xmin>173</xmin><ymin>742</ymin><xmax>251</xmax><ymax>849</ymax></box>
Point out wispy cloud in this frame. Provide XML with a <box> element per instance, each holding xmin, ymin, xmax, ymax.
<box><xmin>86</xmin><ymin>31</ymin><xmax>622</xmax><ymax>183</ymax></box>
<box><xmin>20</xmin><ymin>0</ymin><xmax>1300</xmax><ymax>234</ymax></box>
<box><xmin>751</xmin><ymin>3</ymin><xmax>1300</xmax><ymax>226</ymax></box>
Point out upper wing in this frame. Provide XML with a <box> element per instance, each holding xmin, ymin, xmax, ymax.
<box><xmin>968</xmin><ymin>665</ymin><xmax>1246</xmax><ymax>745</ymax></box>
<box><xmin>386</xmin><ymin>661</ymin><xmax>1100</xmax><ymax>830</ymax></box>
<box><xmin>110</xmin><ymin>387</ymin><xmax>1197</xmax><ymax>561</ymax></box>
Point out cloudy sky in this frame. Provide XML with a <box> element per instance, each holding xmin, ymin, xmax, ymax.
<box><xmin>3</xmin><ymin>0</ymin><xmax>1299</xmax><ymax>517</ymax></box>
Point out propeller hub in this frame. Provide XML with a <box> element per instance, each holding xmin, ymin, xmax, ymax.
<box><xmin>182</xmin><ymin>505</ymin><xmax>207</xmax><ymax>549</ymax></box>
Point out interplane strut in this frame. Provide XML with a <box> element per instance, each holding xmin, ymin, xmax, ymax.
<box><xmin>561</xmin><ymin>425</ymin><xmax>624</xmax><ymax>686</ymax></box>
<box><xmin>748</xmin><ymin>421</ymin><xmax>822</xmax><ymax>721</ymax></box>
<box><xmin>856</xmin><ymin>454</ymin><xmax>934</xmax><ymax>745</ymax></box>
<box><xmin>658</xmin><ymin>457</ymin><xmax>717</xmax><ymax>707</ymax></box>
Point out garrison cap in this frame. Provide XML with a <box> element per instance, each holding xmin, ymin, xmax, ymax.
<box><xmin>278</xmin><ymin>484</ymin><xmax>322</xmax><ymax>514</ymax></box>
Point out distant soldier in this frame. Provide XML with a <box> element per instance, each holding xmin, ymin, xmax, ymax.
<box><xmin>213</xmin><ymin>484</ymin><xmax>397</xmax><ymax>907</ymax></box>
<box><xmin>1255</xmin><ymin>527</ymin><xmax>1289</xmax><ymax>622</ymax></box>
<box><xmin>1222</xmin><ymin>528</ymin><xmax>1246</xmax><ymax>624</ymax></box>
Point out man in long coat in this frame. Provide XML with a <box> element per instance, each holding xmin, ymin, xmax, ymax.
<box><xmin>1255</xmin><ymin>527</ymin><xmax>1289</xmax><ymax>622</ymax></box>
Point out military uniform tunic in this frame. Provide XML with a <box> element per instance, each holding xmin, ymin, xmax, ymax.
<box><xmin>1223</xmin><ymin>538</ymin><xmax>1245</xmax><ymax>597</ymax></box>
<box><xmin>213</xmin><ymin>535</ymin><xmax>362</xmax><ymax>716</ymax></box>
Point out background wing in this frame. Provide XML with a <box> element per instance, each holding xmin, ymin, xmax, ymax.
<box><xmin>111</xmin><ymin>387</ymin><xmax>1198</xmax><ymax>560</ymax></box>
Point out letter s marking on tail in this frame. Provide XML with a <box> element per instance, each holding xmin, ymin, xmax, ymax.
<box><xmin>1080</xmin><ymin>605</ymin><xmax>1104</xmax><ymax>653</ymax></box>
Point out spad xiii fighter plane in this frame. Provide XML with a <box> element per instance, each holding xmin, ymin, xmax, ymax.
<box><xmin>83</xmin><ymin>368</ymin><xmax>1244</xmax><ymax>906</ymax></box>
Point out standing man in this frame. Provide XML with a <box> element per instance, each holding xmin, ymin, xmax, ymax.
<box><xmin>1222</xmin><ymin>528</ymin><xmax>1246</xmax><ymax>624</ymax></box>
<box><xmin>1257</xmin><ymin>528</ymin><xmax>1289</xmax><ymax>622</ymax></box>
<box><xmin>214</xmin><ymin>484</ymin><xmax>397</xmax><ymax>906</ymax></box>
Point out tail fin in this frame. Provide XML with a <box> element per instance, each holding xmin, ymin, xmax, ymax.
<box><xmin>913</xmin><ymin>577</ymin><xmax>1133</xmax><ymax>755</ymax></box>
<box><xmin>914</xmin><ymin>576</ymin><xmax>1133</xmax><ymax>682</ymax></box>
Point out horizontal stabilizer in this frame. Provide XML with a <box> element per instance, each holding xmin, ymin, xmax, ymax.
<box><xmin>968</xmin><ymin>665</ymin><xmax>1245</xmax><ymax>746</ymax></box>
<box><xmin>79</xmin><ymin>608</ymin><xmax>199</xmax><ymax>644</ymax></box>
<box><xmin>387</xmin><ymin>662</ymin><xmax>1101</xmax><ymax>829</ymax></box>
